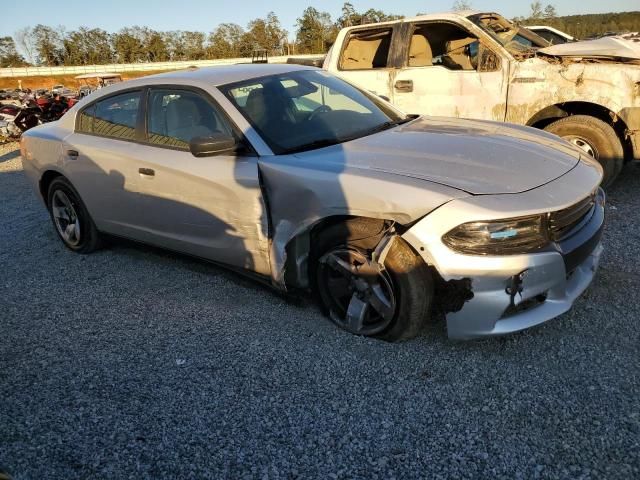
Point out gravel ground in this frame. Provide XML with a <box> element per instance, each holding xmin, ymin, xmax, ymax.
<box><xmin>0</xmin><ymin>141</ymin><xmax>639</xmax><ymax>479</ymax></box>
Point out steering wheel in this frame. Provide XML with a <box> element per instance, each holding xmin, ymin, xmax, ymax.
<box><xmin>308</xmin><ymin>105</ymin><xmax>332</xmax><ymax>121</ymax></box>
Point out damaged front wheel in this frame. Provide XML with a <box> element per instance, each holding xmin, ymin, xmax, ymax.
<box><xmin>313</xmin><ymin>218</ymin><xmax>433</xmax><ymax>342</ymax></box>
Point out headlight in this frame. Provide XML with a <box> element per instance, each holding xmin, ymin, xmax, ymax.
<box><xmin>442</xmin><ymin>215</ymin><xmax>548</xmax><ymax>255</ymax></box>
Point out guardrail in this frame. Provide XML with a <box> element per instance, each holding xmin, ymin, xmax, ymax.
<box><xmin>0</xmin><ymin>55</ymin><xmax>322</xmax><ymax>78</ymax></box>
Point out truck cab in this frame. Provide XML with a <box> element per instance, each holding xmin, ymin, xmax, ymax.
<box><xmin>325</xmin><ymin>11</ymin><xmax>640</xmax><ymax>185</ymax></box>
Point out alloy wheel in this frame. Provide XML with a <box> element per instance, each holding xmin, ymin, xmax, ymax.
<box><xmin>51</xmin><ymin>190</ymin><xmax>81</xmax><ymax>247</ymax></box>
<box><xmin>318</xmin><ymin>247</ymin><xmax>397</xmax><ymax>336</ymax></box>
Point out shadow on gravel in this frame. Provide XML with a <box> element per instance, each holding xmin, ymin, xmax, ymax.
<box><xmin>0</xmin><ymin>146</ymin><xmax>19</xmax><ymax>164</ymax></box>
<box><xmin>102</xmin><ymin>235</ymin><xmax>308</xmax><ymax>303</ymax></box>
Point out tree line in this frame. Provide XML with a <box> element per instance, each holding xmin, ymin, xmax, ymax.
<box><xmin>0</xmin><ymin>3</ymin><xmax>400</xmax><ymax>67</ymax></box>
<box><xmin>1</xmin><ymin>2</ymin><xmax>639</xmax><ymax>68</ymax></box>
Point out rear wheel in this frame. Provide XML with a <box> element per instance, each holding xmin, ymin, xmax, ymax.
<box><xmin>544</xmin><ymin>115</ymin><xmax>624</xmax><ymax>187</ymax></box>
<box><xmin>313</xmin><ymin>218</ymin><xmax>433</xmax><ymax>342</ymax></box>
<box><xmin>47</xmin><ymin>177</ymin><xmax>102</xmax><ymax>253</ymax></box>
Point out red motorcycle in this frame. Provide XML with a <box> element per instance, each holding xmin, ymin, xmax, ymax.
<box><xmin>0</xmin><ymin>95</ymin><xmax>72</xmax><ymax>141</ymax></box>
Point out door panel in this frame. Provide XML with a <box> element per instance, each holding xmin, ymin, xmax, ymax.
<box><xmin>392</xmin><ymin>21</ymin><xmax>508</xmax><ymax>121</ymax></box>
<box><xmin>63</xmin><ymin>134</ymin><xmax>149</xmax><ymax>235</ymax></box>
<box><xmin>129</xmin><ymin>87</ymin><xmax>270</xmax><ymax>275</ymax></box>
<box><xmin>393</xmin><ymin>66</ymin><xmax>507</xmax><ymax>120</ymax></box>
<box><xmin>130</xmin><ymin>148</ymin><xmax>270</xmax><ymax>275</ymax></box>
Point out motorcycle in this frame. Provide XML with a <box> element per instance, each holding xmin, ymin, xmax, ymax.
<box><xmin>0</xmin><ymin>95</ymin><xmax>71</xmax><ymax>142</ymax></box>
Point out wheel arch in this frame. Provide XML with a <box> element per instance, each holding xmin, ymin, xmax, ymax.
<box><xmin>282</xmin><ymin>215</ymin><xmax>409</xmax><ymax>291</ymax></box>
<box><xmin>39</xmin><ymin>169</ymin><xmax>65</xmax><ymax>206</ymax></box>
<box><xmin>526</xmin><ymin>101</ymin><xmax>633</xmax><ymax>161</ymax></box>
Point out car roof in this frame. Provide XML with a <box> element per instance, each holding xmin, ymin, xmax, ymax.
<box><xmin>342</xmin><ymin>10</ymin><xmax>483</xmax><ymax>29</ymax></box>
<box><xmin>130</xmin><ymin>63</ymin><xmax>317</xmax><ymax>87</ymax></box>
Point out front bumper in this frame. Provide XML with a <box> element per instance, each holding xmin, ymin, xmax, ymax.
<box><xmin>403</xmin><ymin>167</ymin><xmax>605</xmax><ymax>339</ymax></box>
<box><xmin>445</xmin><ymin>206</ymin><xmax>604</xmax><ymax>339</ymax></box>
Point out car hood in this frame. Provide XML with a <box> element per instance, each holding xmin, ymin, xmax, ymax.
<box><xmin>538</xmin><ymin>35</ymin><xmax>640</xmax><ymax>61</ymax></box>
<box><xmin>293</xmin><ymin>116</ymin><xmax>581</xmax><ymax>195</ymax></box>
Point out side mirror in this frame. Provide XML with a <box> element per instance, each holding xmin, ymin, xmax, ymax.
<box><xmin>189</xmin><ymin>134</ymin><xmax>237</xmax><ymax>157</ymax></box>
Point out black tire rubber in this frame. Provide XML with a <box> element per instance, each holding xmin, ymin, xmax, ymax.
<box><xmin>312</xmin><ymin>218</ymin><xmax>433</xmax><ymax>342</ymax></box>
<box><xmin>47</xmin><ymin>177</ymin><xmax>102</xmax><ymax>253</ymax></box>
<box><xmin>543</xmin><ymin>114</ymin><xmax>624</xmax><ymax>187</ymax></box>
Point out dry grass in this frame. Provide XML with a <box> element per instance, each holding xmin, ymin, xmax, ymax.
<box><xmin>0</xmin><ymin>69</ymin><xmax>173</xmax><ymax>91</ymax></box>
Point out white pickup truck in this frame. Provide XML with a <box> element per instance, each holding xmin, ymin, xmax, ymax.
<box><xmin>324</xmin><ymin>11</ymin><xmax>640</xmax><ymax>185</ymax></box>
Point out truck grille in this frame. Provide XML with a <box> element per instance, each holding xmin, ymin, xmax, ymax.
<box><xmin>548</xmin><ymin>193</ymin><xmax>596</xmax><ymax>241</ymax></box>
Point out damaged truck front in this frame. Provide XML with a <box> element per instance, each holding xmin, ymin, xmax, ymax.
<box><xmin>325</xmin><ymin>11</ymin><xmax>640</xmax><ymax>186</ymax></box>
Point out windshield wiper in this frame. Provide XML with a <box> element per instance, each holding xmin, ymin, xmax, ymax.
<box><xmin>281</xmin><ymin>137</ymin><xmax>342</xmax><ymax>154</ymax></box>
<box><xmin>281</xmin><ymin>118</ymin><xmax>413</xmax><ymax>155</ymax></box>
<box><xmin>358</xmin><ymin>117</ymin><xmax>414</xmax><ymax>136</ymax></box>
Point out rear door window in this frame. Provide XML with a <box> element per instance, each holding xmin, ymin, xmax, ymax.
<box><xmin>83</xmin><ymin>91</ymin><xmax>141</xmax><ymax>140</ymax></box>
<box><xmin>339</xmin><ymin>28</ymin><xmax>393</xmax><ymax>70</ymax></box>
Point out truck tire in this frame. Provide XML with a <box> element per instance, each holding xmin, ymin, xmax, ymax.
<box><xmin>312</xmin><ymin>218</ymin><xmax>433</xmax><ymax>342</ymax></box>
<box><xmin>544</xmin><ymin>115</ymin><xmax>624</xmax><ymax>187</ymax></box>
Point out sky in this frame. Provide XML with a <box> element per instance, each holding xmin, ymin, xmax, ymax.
<box><xmin>1</xmin><ymin>0</ymin><xmax>638</xmax><ymax>41</ymax></box>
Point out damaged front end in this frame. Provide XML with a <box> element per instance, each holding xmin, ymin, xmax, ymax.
<box><xmin>401</xmin><ymin>165</ymin><xmax>605</xmax><ymax>339</ymax></box>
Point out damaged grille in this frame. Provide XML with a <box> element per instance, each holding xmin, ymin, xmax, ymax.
<box><xmin>548</xmin><ymin>192</ymin><xmax>596</xmax><ymax>241</ymax></box>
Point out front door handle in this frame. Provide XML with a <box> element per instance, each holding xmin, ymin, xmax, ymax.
<box><xmin>138</xmin><ymin>167</ymin><xmax>155</xmax><ymax>177</ymax></box>
<box><xmin>66</xmin><ymin>149</ymin><xmax>79</xmax><ymax>158</ymax></box>
<box><xmin>394</xmin><ymin>79</ymin><xmax>413</xmax><ymax>93</ymax></box>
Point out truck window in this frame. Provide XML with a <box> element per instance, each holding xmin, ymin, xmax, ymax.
<box><xmin>339</xmin><ymin>28</ymin><xmax>392</xmax><ymax>70</ymax></box>
<box><xmin>408</xmin><ymin>22</ymin><xmax>499</xmax><ymax>72</ymax></box>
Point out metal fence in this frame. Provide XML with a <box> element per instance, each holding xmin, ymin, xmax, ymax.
<box><xmin>0</xmin><ymin>55</ymin><xmax>321</xmax><ymax>78</ymax></box>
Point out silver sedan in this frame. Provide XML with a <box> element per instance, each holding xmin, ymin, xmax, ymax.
<box><xmin>20</xmin><ymin>64</ymin><xmax>605</xmax><ymax>341</ymax></box>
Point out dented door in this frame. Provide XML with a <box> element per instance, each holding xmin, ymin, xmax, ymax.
<box><xmin>392</xmin><ymin>21</ymin><xmax>509</xmax><ymax>121</ymax></box>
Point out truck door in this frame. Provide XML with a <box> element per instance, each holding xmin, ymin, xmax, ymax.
<box><xmin>328</xmin><ymin>25</ymin><xmax>402</xmax><ymax>101</ymax></box>
<box><xmin>392</xmin><ymin>21</ymin><xmax>508</xmax><ymax>121</ymax></box>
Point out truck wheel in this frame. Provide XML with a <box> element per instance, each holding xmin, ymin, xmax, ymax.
<box><xmin>544</xmin><ymin>115</ymin><xmax>624</xmax><ymax>187</ymax></box>
<box><xmin>312</xmin><ymin>218</ymin><xmax>433</xmax><ymax>342</ymax></box>
<box><xmin>47</xmin><ymin>177</ymin><xmax>102</xmax><ymax>253</ymax></box>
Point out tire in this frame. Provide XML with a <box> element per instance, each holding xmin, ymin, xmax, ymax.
<box><xmin>47</xmin><ymin>177</ymin><xmax>102</xmax><ymax>253</ymax></box>
<box><xmin>312</xmin><ymin>218</ymin><xmax>433</xmax><ymax>342</ymax></box>
<box><xmin>544</xmin><ymin>114</ymin><xmax>624</xmax><ymax>187</ymax></box>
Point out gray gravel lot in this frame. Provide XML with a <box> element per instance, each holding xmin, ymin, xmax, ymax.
<box><xmin>0</xmin><ymin>141</ymin><xmax>639</xmax><ymax>479</ymax></box>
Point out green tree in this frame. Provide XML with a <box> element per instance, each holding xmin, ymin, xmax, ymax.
<box><xmin>181</xmin><ymin>31</ymin><xmax>206</xmax><ymax>60</ymax></box>
<box><xmin>543</xmin><ymin>4</ymin><xmax>558</xmax><ymax>19</ymax></box>
<box><xmin>31</xmin><ymin>24</ymin><xmax>64</xmax><ymax>65</ymax></box>
<box><xmin>112</xmin><ymin>28</ymin><xmax>145</xmax><ymax>63</ymax></box>
<box><xmin>63</xmin><ymin>27</ymin><xmax>113</xmax><ymax>65</ymax></box>
<box><xmin>529</xmin><ymin>1</ymin><xmax>544</xmax><ymax>20</ymax></box>
<box><xmin>452</xmin><ymin>0</ymin><xmax>473</xmax><ymax>11</ymax></box>
<box><xmin>207</xmin><ymin>23</ymin><xmax>245</xmax><ymax>58</ymax></box>
<box><xmin>145</xmin><ymin>31</ymin><xmax>168</xmax><ymax>62</ymax></box>
<box><xmin>243</xmin><ymin>12</ymin><xmax>288</xmax><ymax>55</ymax></box>
<box><xmin>0</xmin><ymin>36</ymin><xmax>27</xmax><ymax>67</ymax></box>
<box><xmin>360</xmin><ymin>9</ymin><xmax>403</xmax><ymax>24</ymax></box>
<box><xmin>295</xmin><ymin>7</ymin><xmax>335</xmax><ymax>54</ymax></box>
<box><xmin>337</xmin><ymin>2</ymin><xmax>361</xmax><ymax>28</ymax></box>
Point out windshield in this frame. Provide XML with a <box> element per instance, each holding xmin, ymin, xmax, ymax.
<box><xmin>220</xmin><ymin>70</ymin><xmax>406</xmax><ymax>154</ymax></box>
<box><xmin>468</xmin><ymin>13</ymin><xmax>549</xmax><ymax>59</ymax></box>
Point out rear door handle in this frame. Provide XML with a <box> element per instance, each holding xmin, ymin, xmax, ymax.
<box><xmin>394</xmin><ymin>79</ymin><xmax>413</xmax><ymax>93</ymax></box>
<box><xmin>66</xmin><ymin>149</ymin><xmax>79</xmax><ymax>158</ymax></box>
<box><xmin>138</xmin><ymin>167</ymin><xmax>155</xmax><ymax>177</ymax></box>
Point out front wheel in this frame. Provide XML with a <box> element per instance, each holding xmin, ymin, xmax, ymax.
<box><xmin>313</xmin><ymin>219</ymin><xmax>433</xmax><ymax>342</ymax></box>
<box><xmin>47</xmin><ymin>177</ymin><xmax>102</xmax><ymax>253</ymax></box>
<box><xmin>544</xmin><ymin>115</ymin><xmax>624</xmax><ymax>187</ymax></box>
